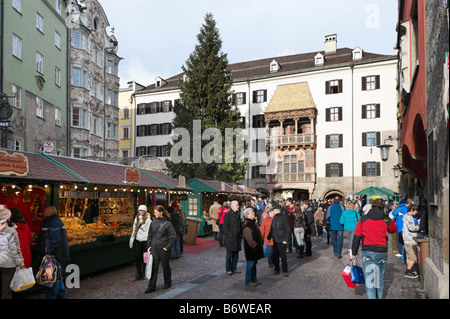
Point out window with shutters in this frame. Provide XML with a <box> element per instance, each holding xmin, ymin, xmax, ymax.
<box><xmin>362</xmin><ymin>161</ymin><xmax>381</xmax><ymax>176</ymax></box>
<box><xmin>234</xmin><ymin>92</ymin><xmax>246</xmax><ymax>105</ymax></box>
<box><xmin>252</xmin><ymin>114</ymin><xmax>265</xmax><ymax>128</ymax></box>
<box><xmin>252</xmin><ymin>139</ymin><xmax>265</xmax><ymax>153</ymax></box>
<box><xmin>325</xmin><ymin>80</ymin><xmax>343</xmax><ymax>94</ymax></box>
<box><xmin>252</xmin><ymin>166</ymin><xmax>266</xmax><ymax>178</ymax></box>
<box><xmin>362</xmin><ymin>104</ymin><xmax>380</xmax><ymax>119</ymax></box>
<box><xmin>326</xmin><ymin>134</ymin><xmax>343</xmax><ymax>148</ymax></box>
<box><xmin>362</xmin><ymin>75</ymin><xmax>380</xmax><ymax>91</ymax></box>
<box><xmin>326</xmin><ymin>107</ymin><xmax>342</xmax><ymax>121</ymax></box>
<box><xmin>253</xmin><ymin>90</ymin><xmax>267</xmax><ymax>103</ymax></box>
<box><xmin>363</xmin><ymin>132</ymin><xmax>379</xmax><ymax>147</ymax></box>
<box><xmin>326</xmin><ymin>163</ymin><xmax>343</xmax><ymax>177</ymax></box>
<box><xmin>162</xmin><ymin>101</ymin><xmax>172</xmax><ymax>112</ymax></box>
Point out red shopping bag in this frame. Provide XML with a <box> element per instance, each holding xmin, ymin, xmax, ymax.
<box><xmin>342</xmin><ymin>263</ymin><xmax>357</xmax><ymax>289</ymax></box>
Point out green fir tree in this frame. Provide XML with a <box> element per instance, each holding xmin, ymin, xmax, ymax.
<box><xmin>166</xmin><ymin>13</ymin><xmax>248</xmax><ymax>183</ymax></box>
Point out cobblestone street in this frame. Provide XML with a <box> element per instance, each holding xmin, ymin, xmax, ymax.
<box><xmin>29</xmin><ymin>234</ymin><xmax>425</xmax><ymax>300</ymax></box>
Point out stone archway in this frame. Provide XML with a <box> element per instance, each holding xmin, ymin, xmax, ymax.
<box><xmin>322</xmin><ymin>189</ymin><xmax>345</xmax><ymax>200</ymax></box>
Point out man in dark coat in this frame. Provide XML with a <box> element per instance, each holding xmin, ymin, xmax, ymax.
<box><xmin>223</xmin><ymin>200</ymin><xmax>242</xmax><ymax>275</ymax></box>
<box><xmin>302</xmin><ymin>200</ymin><xmax>316</xmax><ymax>256</ymax></box>
<box><xmin>269</xmin><ymin>207</ymin><xmax>291</xmax><ymax>277</ymax></box>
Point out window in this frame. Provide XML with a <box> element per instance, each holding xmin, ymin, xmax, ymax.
<box><xmin>363</xmin><ymin>132</ymin><xmax>380</xmax><ymax>147</ymax></box>
<box><xmin>12</xmin><ymin>0</ymin><xmax>21</xmax><ymax>13</ymax></box>
<box><xmin>36</xmin><ymin>52</ymin><xmax>44</xmax><ymax>73</ymax></box>
<box><xmin>36</xmin><ymin>97</ymin><xmax>44</xmax><ymax>118</ymax></box>
<box><xmin>252</xmin><ymin>139</ymin><xmax>265</xmax><ymax>153</ymax></box>
<box><xmin>93</xmin><ymin>49</ymin><xmax>100</xmax><ymax>65</ymax></box>
<box><xmin>252</xmin><ymin>166</ymin><xmax>266</xmax><ymax>178</ymax></box>
<box><xmin>55</xmin><ymin>67</ymin><xmax>61</xmax><ymax>86</ymax></box>
<box><xmin>55</xmin><ymin>108</ymin><xmax>61</xmax><ymax>126</ymax></box>
<box><xmin>107</xmin><ymin>60</ymin><xmax>118</xmax><ymax>76</ymax></box>
<box><xmin>12</xmin><ymin>85</ymin><xmax>22</xmax><ymax>108</ymax></box>
<box><xmin>14</xmin><ymin>139</ymin><xmax>22</xmax><ymax>151</ymax></box>
<box><xmin>72</xmin><ymin>107</ymin><xmax>88</xmax><ymax>128</ymax></box>
<box><xmin>326</xmin><ymin>163</ymin><xmax>343</xmax><ymax>177</ymax></box>
<box><xmin>122</xmin><ymin>108</ymin><xmax>130</xmax><ymax>118</ymax></box>
<box><xmin>162</xmin><ymin>101</ymin><xmax>172</xmax><ymax>112</ymax></box>
<box><xmin>12</xmin><ymin>34</ymin><xmax>22</xmax><ymax>59</ymax></box>
<box><xmin>252</xmin><ymin>114</ymin><xmax>265</xmax><ymax>128</ymax></box>
<box><xmin>73</xmin><ymin>147</ymin><xmax>87</xmax><ymax>159</ymax></box>
<box><xmin>362</xmin><ymin>75</ymin><xmax>380</xmax><ymax>91</ymax></box>
<box><xmin>188</xmin><ymin>198</ymin><xmax>198</xmax><ymax>216</ymax></box>
<box><xmin>55</xmin><ymin>0</ymin><xmax>62</xmax><ymax>15</ymax></box>
<box><xmin>122</xmin><ymin>150</ymin><xmax>129</xmax><ymax>158</ymax></box>
<box><xmin>326</xmin><ymin>107</ymin><xmax>342</xmax><ymax>122</ymax></box>
<box><xmin>122</xmin><ymin>127</ymin><xmax>129</xmax><ymax>139</ymax></box>
<box><xmin>325</xmin><ymin>80</ymin><xmax>343</xmax><ymax>94</ymax></box>
<box><xmin>55</xmin><ymin>32</ymin><xmax>61</xmax><ymax>49</ymax></box>
<box><xmin>326</xmin><ymin>134</ymin><xmax>343</xmax><ymax>148</ymax></box>
<box><xmin>362</xmin><ymin>162</ymin><xmax>381</xmax><ymax>176</ymax></box>
<box><xmin>36</xmin><ymin>13</ymin><xmax>44</xmax><ymax>33</ymax></box>
<box><xmin>107</xmin><ymin>89</ymin><xmax>118</xmax><ymax>106</ymax></box>
<box><xmin>92</xmin><ymin>117</ymin><xmax>99</xmax><ymax>135</ymax></box>
<box><xmin>362</xmin><ymin>104</ymin><xmax>380</xmax><ymax>119</ymax></box>
<box><xmin>72</xmin><ymin>67</ymin><xmax>88</xmax><ymax>87</ymax></box>
<box><xmin>252</xmin><ymin>90</ymin><xmax>267</xmax><ymax>103</ymax></box>
<box><xmin>72</xmin><ymin>31</ymin><xmax>88</xmax><ymax>50</ymax></box>
<box><xmin>234</xmin><ymin>93</ymin><xmax>246</xmax><ymax>105</ymax></box>
<box><xmin>162</xmin><ymin>123</ymin><xmax>172</xmax><ymax>135</ymax></box>
<box><xmin>136</xmin><ymin>147</ymin><xmax>146</xmax><ymax>157</ymax></box>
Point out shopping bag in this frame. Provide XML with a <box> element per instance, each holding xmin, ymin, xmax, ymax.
<box><xmin>342</xmin><ymin>263</ymin><xmax>357</xmax><ymax>288</ymax></box>
<box><xmin>351</xmin><ymin>259</ymin><xmax>365</xmax><ymax>284</ymax></box>
<box><xmin>10</xmin><ymin>267</ymin><xmax>36</xmax><ymax>292</ymax></box>
<box><xmin>143</xmin><ymin>252</ymin><xmax>149</xmax><ymax>263</ymax></box>
<box><xmin>35</xmin><ymin>256</ymin><xmax>62</xmax><ymax>288</ymax></box>
<box><xmin>145</xmin><ymin>254</ymin><xmax>153</xmax><ymax>280</ymax></box>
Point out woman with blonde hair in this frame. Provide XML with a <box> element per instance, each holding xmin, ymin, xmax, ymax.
<box><xmin>339</xmin><ymin>201</ymin><xmax>360</xmax><ymax>255</ymax></box>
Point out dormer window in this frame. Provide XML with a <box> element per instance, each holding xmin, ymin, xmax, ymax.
<box><xmin>315</xmin><ymin>53</ymin><xmax>325</xmax><ymax>65</ymax></box>
<box><xmin>270</xmin><ymin>59</ymin><xmax>280</xmax><ymax>72</ymax></box>
<box><xmin>352</xmin><ymin>47</ymin><xmax>363</xmax><ymax>60</ymax></box>
<box><xmin>155</xmin><ymin>76</ymin><xmax>167</xmax><ymax>88</ymax></box>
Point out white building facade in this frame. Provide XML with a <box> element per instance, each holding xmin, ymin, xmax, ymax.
<box><xmin>133</xmin><ymin>35</ymin><xmax>399</xmax><ymax>199</ymax></box>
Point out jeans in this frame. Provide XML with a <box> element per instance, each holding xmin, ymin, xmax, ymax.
<box><xmin>331</xmin><ymin>230</ymin><xmax>343</xmax><ymax>255</ymax></box>
<box><xmin>344</xmin><ymin>230</ymin><xmax>355</xmax><ymax>251</ymax></box>
<box><xmin>226</xmin><ymin>251</ymin><xmax>239</xmax><ymax>272</ymax></box>
<box><xmin>46</xmin><ymin>262</ymin><xmax>66</xmax><ymax>299</ymax></box>
<box><xmin>362</xmin><ymin>250</ymin><xmax>387</xmax><ymax>299</ymax></box>
<box><xmin>264</xmin><ymin>244</ymin><xmax>273</xmax><ymax>267</ymax></box>
<box><xmin>245</xmin><ymin>260</ymin><xmax>258</xmax><ymax>285</ymax></box>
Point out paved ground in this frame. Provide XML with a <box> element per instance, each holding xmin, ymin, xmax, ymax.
<box><xmin>28</xmin><ymin>233</ymin><xmax>426</xmax><ymax>300</ymax></box>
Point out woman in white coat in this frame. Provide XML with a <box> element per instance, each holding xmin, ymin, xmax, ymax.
<box><xmin>130</xmin><ymin>205</ymin><xmax>152</xmax><ymax>280</ymax></box>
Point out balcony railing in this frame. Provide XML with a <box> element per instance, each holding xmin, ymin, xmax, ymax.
<box><xmin>266</xmin><ymin>133</ymin><xmax>316</xmax><ymax>147</ymax></box>
<box><xmin>268</xmin><ymin>173</ymin><xmax>316</xmax><ymax>184</ymax></box>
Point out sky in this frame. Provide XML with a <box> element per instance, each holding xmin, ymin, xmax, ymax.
<box><xmin>99</xmin><ymin>0</ymin><xmax>399</xmax><ymax>88</ymax></box>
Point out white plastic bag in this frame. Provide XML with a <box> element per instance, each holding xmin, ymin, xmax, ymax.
<box><xmin>145</xmin><ymin>254</ymin><xmax>153</xmax><ymax>280</ymax></box>
<box><xmin>10</xmin><ymin>267</ymin><xmax>36</xmax><ymax>292</ymax></box>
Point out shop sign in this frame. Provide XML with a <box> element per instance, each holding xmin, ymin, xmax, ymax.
<box><xmin>43</xmin><ymin>141</ymin><xmax>55</xmax><ymax>153</ymax></box>
<box><xmin>0</xmin><ymin>151</ymin><xmax>29</xmax><ymax>177</ymax></box>
<box><xmin>125</xmin><ymin>168</ymin><xmax>140</xmax><ymax>184</ymax></box>
<box><xmin>171</xmin><ymin>194</ymin><xmax>188</xmax><ymax>201</ymax></box>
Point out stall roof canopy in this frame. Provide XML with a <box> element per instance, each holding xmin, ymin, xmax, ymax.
<box><xmin>187</xmin><ymin>178</ymin><xmax>259</xmax><ymax>195</ymax></box>
<box><xmin>45</xmin><ymin>154</ymin><xmax>165</xmax><ymax>188</ymax></box>
<box><xmin>0</xmin><ymin>149</ymin><xmax>87</xmax><ymax>184</ymax></box>
<box><xmin>356</xmin><ymin>186</ymin><xmax>399</xmax><ymax>200</ymax></box>
<box><xmin>138</xmin><ymin>169</ymin><xmax>192</xmax><ymax>191</ymax></box>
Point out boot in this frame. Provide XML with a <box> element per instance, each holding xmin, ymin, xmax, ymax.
<box><xmin>297</xmin><ymin>245</ymin><xmax>304</xmax><ymax>258</ymax></box>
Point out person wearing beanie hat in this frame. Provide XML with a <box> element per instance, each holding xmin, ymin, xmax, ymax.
<box><xmin>130</xmin><ymin>204</ymin><xmax>152</xmax><ymax>280</ymax></box>
<box><xmin>0</xmin><ymin>205</ymin><xmax>25</xmax><ymax>299</ymax></box>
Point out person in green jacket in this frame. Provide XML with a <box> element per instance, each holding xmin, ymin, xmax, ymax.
<box><xmin>339</xmin><ymin>202</ymin><xmax>360</xmax><ymax>256</ymax></box>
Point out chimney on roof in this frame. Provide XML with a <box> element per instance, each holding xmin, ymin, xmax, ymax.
<box><xmin>325</xmin><ymin>34</ymin><xmax>337</xmax><ymax>54</ymax></box>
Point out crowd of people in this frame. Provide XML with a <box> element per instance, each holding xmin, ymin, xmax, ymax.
<box><xmin>209</xmin><ymin>194</ymin><xmax>428</xmax><ymax>299</ymax></box>
<box><xmin>0</xmin><ymin>193</ymin><xmax>427</xmax><ymax>299</ymax></box>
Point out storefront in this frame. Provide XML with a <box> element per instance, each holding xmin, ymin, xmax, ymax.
<box><xmin>0</xmin><ymin>149</ymin><xmax>169</xmax><ymax>276</ymax></box>
<box><xmin>183</xmin><ymin>178</ymin><xmax>259</xmax><ymax>236</ymax></box>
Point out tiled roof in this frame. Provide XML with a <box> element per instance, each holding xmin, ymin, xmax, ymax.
<box><xmin>135</xmin><ymin>48</ymin><xmax>395</xmax><ymax>95</ymax></box>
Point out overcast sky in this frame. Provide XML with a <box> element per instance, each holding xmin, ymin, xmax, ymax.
<box><xmin>99</xmin><ymin>0</ymin><xmax>398</xmax><ymax>88</ymax></box>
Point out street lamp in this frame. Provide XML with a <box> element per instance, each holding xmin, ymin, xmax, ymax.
<box><xmin>393</xmin><ymin>165</ymin><xmax>400</xmax><ymax>178</ymax></box>
<box><xmin>377</xmin><ymin>143</ymin><xmax>393</xmax><ymax>162</ymax></box>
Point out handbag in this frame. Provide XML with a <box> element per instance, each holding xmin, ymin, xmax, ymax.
<box><xmin>351</xmin><ymin>258</ymin><xmax>365</xmax><ymax>284</ymax></box>
<box><xmin>342</xmin><ymin>262</ymin><xmax>357</xmax><ymax>289</ymax></box>
<box><xmin>10</xmin><ymin>267</ymin><xmax>36</xmax><ymax>292</ymax></box>
<box><xmin>144</xmin><ymin>253</ymin><xmax>153</xmax><ymax>279</ymax></box>
<box><xmin>35</xmin><ymin>256</ymin><xmax>62</xmax><ymax>288</ymax></box>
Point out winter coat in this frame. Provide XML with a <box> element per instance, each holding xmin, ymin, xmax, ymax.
<box><xmin>314</xmin><ymin>209</ymin><xmax>324</xmax><ymax>227</ymax></box>
<box><xmin>0</xmin><ymin>226</ymin><xmax>24</xmax><ymax>268</ymax></box>
<box><xmin>270</xmin><ymin>213</ymin><xmax>291</xmax><ymax>244</ymax></box>
<box><xmin>171</xmin><ymin>211</ymin><xmax>185</xmax><ymax>236</ymax></box>
<box><xmin>38</xmin><ymin>214</ymin><xmax>70</xmax><ymax>263</ymax></box>
<box><xmin>260</xmin><ymin>215</ymin><xmax>273</xmax><ymax>246</ymax></box>
<box><xmin>326</xmin><ymin>203</ymin><xmax>345</xmax><ymax>231</ymax></box>
<box><xmin>303</xmin><ymin>206</ymin><xmax>316</xmax><ymax>236</ymax></box>
<box><xmin>218</xmin><ymin>207</ymin><xmax>228</xmax><ymax>225</ymax></box>
<box><xmin>12</xmin><ymin>221</ymin><xmax>32</xmax><ymax>268</ymax></box>
<box><xmin>352</xmin><ymin>207</ymin><xmax>397</xmax><ymax>255</ymax></box>
<box><xmin>130</xmin><ymin>213</ymin><xmax>152</xmax><ymax>248</ymax></box>
<box><xmin>209</xmin><ymin>203</ymin><xmax>222</xmax><ymax>233</ymax></box>
<box><xmin>339</xmin><ymin>209</ymin><xmax>360</xmax><ymax>231</ymax></box>
<box><xmin>222</xmin><ymin>209</ymin><xmax>242</xmax><ymax>252</ymax></box>
<box><xmin>402</xmin><ymin>214</ymin><xmax>420</xmax><ymax>245</ymax></box>
<box><xmin>243</xmin><ymin>219</ymin><xmax>264</xmax><ymax>261</ymax></box>
<box><xmin>146</xmin><ymin>217</ymin><xmax>177</xmax><ymax>252</ymax></box>
<box><xmin>390</xmin><ymin>204</ymin><xmax>407</xmax><ymax>233</ymax></box>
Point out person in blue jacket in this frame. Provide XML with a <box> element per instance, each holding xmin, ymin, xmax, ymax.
<box><xmin>339</xmin><ymin>201</ymin><xmax>360</xmax><ymax>254</ymax></box>
<box><xmin>389</xmin><ymin>198</ymin><xmax>414</xmax><ymax>260</ymax></box>
<box><xmin>325</xmin><ymin>197</ymin><xmax>345</xmax><ymax>258</ymax></box>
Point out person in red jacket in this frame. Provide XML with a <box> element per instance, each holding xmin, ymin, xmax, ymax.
<box><xmin>351</xmin><ymin>198</ymin><xmax>397</xmax><ymax>299</ymax></box>
<box><xmin>10</xmin><ymin>208</ymin><xmax>32</xmax><ymax>269</ymax></box>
